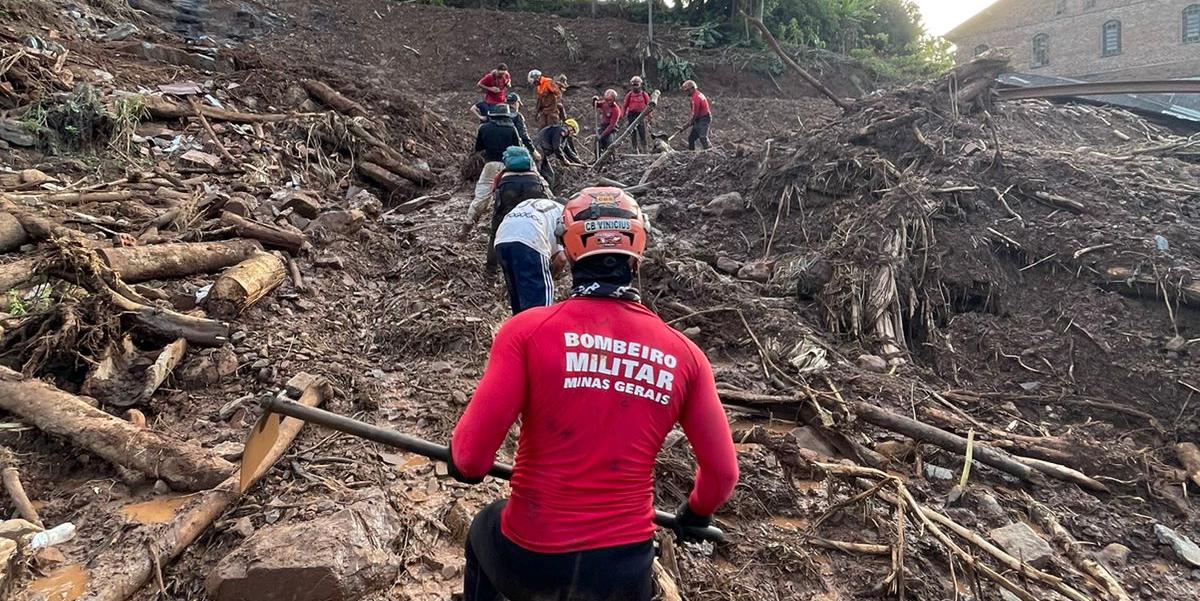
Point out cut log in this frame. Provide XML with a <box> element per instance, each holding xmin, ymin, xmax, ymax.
<box><xmin>362</xmin><ymin>149</ymin><xmax>434</xmax><ymax>186</ymax></box>
<box><xmin>142</xmin><ymin>338</ymin><xmax>187</xmax><ymax>402</ymax></box>
<box><xmin>1177</xmin><ymin>442</ymin><xmax>1200</xmax><ymax>488</ymax></box>
<box><xmin>108</xmin><ymin>290</ymin><xmax>229</xmax><ymax>347</ymax></box>
<box><xmin>851</xmin><ymin>401</ymin><xmax>1036</xmax><ymax>481</ymax></box>
<box><xmin>0</xmin><ymin>447</ymin><xmax>42</xmax><ymax>527</ymax></box>
<box><xmin>358</xmin><ymin>161</ymin><xmax>417</xmax><ymax>202</ymax></box>
<box><xmin>0</xmin><ymin>256</ymin><xmax>37</xmax><ymax>291</ymax></box>
<box><xmin>0</xmin><ymin>212</ymin><xmax>29</xmax><ymax>252</ymax></box>
<box><xmin>219</xmin><ymin>211</ymin><xmax>307</xmax><ymax>254</ymax></box>
<box><xmin>64</xmin><ymin>373</ymin><xmax>331</xmax><ymax>601</ymax></box>
<box><xmin>97</xmin><ymin>239</ymin><xmax>262</xmax><ymax>283</ymax></box>
<box><xmin>0</xmin><ymin>366</ymin><xmax>234</xmax><ymax>491</ymax></box>
<box><xmin>140</xmin><ymin>95</ymin><xmax>288</xmax><ymax>123</ymax></box>
<box><xmin>301</xmin><ymin>79</ymin><xmax>368</xmax><ymax>118</ymax></box>
<box><xmin>1100</xmin><ymin>264</ymin><xmax>1200</xmax><ymax>307</ymax></box>
<box><xmin>207</xmin><ymin>251</ymin><xmax>285</xmax><ymax>319</ymax></box>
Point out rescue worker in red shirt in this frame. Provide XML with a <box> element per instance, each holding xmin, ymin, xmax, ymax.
<box><xmin>477</xmin><ymin>64</ymin><xmax>511</xmax><ymax>112</ymax></box>
<box><xmin>449</xmin><ymin>187</ymin><xmax>740</xmax><ymax>601</ymax></box>
<box><xmin>680</xmin><ymin>80</ymin><xmax>712</xmax><ymax>150</ymax></box>
<box><xmin>623</xmin><ymin>76</ymin><xmax>652</xmax><ymax>153</ymax></box>
<box><xmin>592</xmin><ymin>89</ymin><xmax>622</xmax><ymax>155</ymax></box>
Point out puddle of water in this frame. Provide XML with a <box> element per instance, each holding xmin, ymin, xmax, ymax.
<box><xmin>120</xmin><ymin>496</ymin><xmax>189</xmax><ymax>524</ymax></box>
<box><xmin>27</xmin><ymin>564</ymin><xmax>88</xmax><ymax>601</ymax></box>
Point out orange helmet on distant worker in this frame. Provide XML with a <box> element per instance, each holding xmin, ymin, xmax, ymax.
<box><xmin>559</xmin><ymin>187</ymin><xmax>648</xmax><ymax>263</ymax></box>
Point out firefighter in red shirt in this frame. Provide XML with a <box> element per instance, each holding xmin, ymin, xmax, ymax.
<box><xmin>593</xmin><ymin>89</ymin><xmax>623</xmax><ymax>155</ymax></box>
<box><xmin>623</xmin><ymin>76</ymin><xmax>652</xmax><ymax>153</ymax></box>
<box><xmin>449</xmin><ymin>187</ymin><xmax>740</xmax><ymax>601</ymax></box>
<box><xmin>681</xmin><ymin>80</ymin><xmax>712</xmax><ymax>150</ymax></box>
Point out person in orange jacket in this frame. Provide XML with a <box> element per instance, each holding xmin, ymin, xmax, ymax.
<box><xmin>528</xmin><ymin>69</ymin><xmax>567</xmax><ymax>129</ymax></box>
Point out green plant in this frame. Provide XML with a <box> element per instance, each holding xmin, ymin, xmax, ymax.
<box><xmin>688</xmin><ymin>20</ymin><xmax>724</xmax><ymax>49</ymax></box>
<box><xmin>6</xmin><ymin>289</ymin><xmax>26</xmax><ymax>316</ymax></box>
<box><xmin>21</xmin><ymin>104</ymin><xmax>47</xmax><ymax>134</ymax></box>
<box><xmin>656</xmin><ymin>55</ymin><xmax>694</xmax><ymax>90</ymax></box>
<box><xmin>110</xmin><ymin>95</ymin><xmax>146</xmax><ymax>153</ymax></box>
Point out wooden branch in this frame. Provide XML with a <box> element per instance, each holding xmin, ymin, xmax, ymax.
<box><xmin>358</xmin><ymin>161</ymin><xmax>417</xmax><ymax>202</ymax></box>
<box><xmin>108</xmin><ymin>290</ymin><xmax>229</xmax><ymax>347</ymax></box>
<box><xmin>189</xmin><ymin>97</ymin><xmax>238</xmax><ymax>165</ymax></box>
<box><xmin>1026</xmin><ymin>495</ymin><xmax>1131</xmax><ymax>601</ymax></box>
<box><xmin>744</xmin><ymin>14</ymin><xmax>851</xmax><ymax>112</ymax></box>
<box><xmin>0</xmin><ymin>366</ymin><xmax>234</xmax><ymax>491</ymax></box>
<box><xmin>0</xmin><ymin>447</ymin><xmax>42</xmax><ymax>526</ymax></box>
<box><xmin>140</xmin><ymin>338</ymin><xmax>187</xmax><ymax>402</ymax></box>
<box><xmin>8</xmin><ymin>190</ymin><xmax>136</xmax><ymax>204</ymax></box>
<box><xmin>810</xmin><ymin>538</ymin><xmax>890</xmax><ymax>555</ymax></box>
<box><xmin>219</xmin><ymin>211</ymin><xmax>307</xmax><ymax>255</ymax></box>
<box><xmin>69</xmin><ymin>373</ymin><xmax>331</xmax><ymax>601</ymax></box>
<box><xmin>301</xmin><ymin>79</ymin><xmax>368</xmax><ymax>118</ymax></box>
<box><xmin>362</xmin><ymin>149</ymin><xmax>434</xmax><ymax>186</ymax></box>
<box><xmin>97</xmin><ymin>239</ymin><xmax>262</xmax><ymax>283</ymax></box>
<box><xmin>207</xmin><ymin>251</ymin><xmax>285</xmax><ymax>319</ymax></box>
<box><xmin>141</xmin><ymin>95</ymin><xmax>288</xmax><ymax>123</ymax></box>
<box><xmin>652</xmin><ymin>558</ymin><xmax>682</xmax><ymax>601</ymax></box>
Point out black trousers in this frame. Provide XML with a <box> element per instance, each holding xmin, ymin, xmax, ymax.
<box><xmin>464</xmin><ymin>500</ymin><xmax>655</xmax><ymax>601</ymax></box>
<box><xmin>688</xmin><ymin>115</ymin><xmax>712</xmax><ymax>150</ymax></box>
<box><xmin>538</xmin><ymin>153</ymin><xmax>556</xmax><ymax>188</ymax></box>
<box><xmin>626</xmin><ymin>112</ymin><xmax>647</xmax><ymax>152</ymax></box>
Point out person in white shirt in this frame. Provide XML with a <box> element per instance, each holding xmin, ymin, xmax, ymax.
<box><xmin>494</xmin><ymin>197</ymin><xmax>566</xmax><ymax>314</ymax></box>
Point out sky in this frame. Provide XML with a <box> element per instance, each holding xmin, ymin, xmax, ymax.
<box><xmin>914</xmin><ymin>0</ymin><xmax>999</xmax><ymax>35</ymax></box>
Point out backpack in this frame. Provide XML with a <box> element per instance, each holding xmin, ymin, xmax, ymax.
<box><xmin>502</xmin><ymin>146</ymin><xmax>532</xmax><ymax>171</ymax></box>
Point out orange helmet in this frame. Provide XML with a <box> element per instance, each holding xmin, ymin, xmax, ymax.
<box><xmin>559</xmin><ymin>187</ymin><xmax>648</xmax><ymax>263</ymax></box>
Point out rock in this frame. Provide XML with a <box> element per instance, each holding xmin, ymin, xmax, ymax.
<box><xmin>989</xmin><ymin>522</ymin><xmax>1054</xmax><ymax>568</ymax></box>
<box><xmin>701</xmin><ymin>192</ymin><xmax>744</xmax><ymax>216</ymax></box>
<box><xmin>874</xmin><ymin>440</ymin><xmax>912</xmax><ymax>461</ymax></box>
<box><xmin>34</xmin><ymin>546</ymin><xmax>66</xmax><ymax>566</ymax></box>
<box><xmin>124</xmin><ymin>41</ymin><xmax>235</xmax><ymax>72</ymax></box>
<box><xmin>924</xmin><ymin>464</ymin><xmax>956</xmax><ymax>481</ymax></box>
<box><xmin>681</xmin><ymin>326</ymin><xmax>701</xmax><ymax>339</ymax></box>
<box><xmin>737</xmin><ymin>260</ymin><xmax>775</xmax><ymax>283</ymax></box>
<box><xmin>1154</xmin><ymin>524</ymin><xmax>1200</xmax><ymax>568</ymax></box>
<box><xmin>230</xmin><ymin>331</ymin><xmax>247</xmax><ymax>343</ymax></box>
<box><xmin>795</xmin><ymin>257</ymin><xmax>833</xmax><ymax>300</ymax></box>
<box><xmin>314</xmin><ymin>254</ymin><xmax>345</xmax><ymax>269</ymax></box>
<box><xmin>1097</xmin><ymin>542</ymin><xmax>1131</xmax><ymax>567</ymax></box>
<box><xmin>347</xmin><ymin>189</ymin><xmax>382</xmax><ymax>218</ymax></box>
<box><xmin>1165</xmin><ymin>336</ymin><xmax>1187</xmax><ymax>352</ymax></box>
<box><xmin>230</xmin><ymin>517</ymin><xmax>255</xmax><ymax>538</ymax></box>
<box><xmin>103</xmin><ymin>23</ymin><xmax>139</xmax><ymax>42</ymax></box>
<box><xmin>179</xmin><ymin>344</ymin><xmax>238</xmax><ymax>386</ymax></box>
<box><xmin>974</xmin><ymin>491</ymin><xmax>1006</xmax><ymax>519</ymax></box>
<box><xmin>0</xmin><ymin>519</ymin><xmax>43</xmax><ymax>542</ymax></box>
<box><xmin>181</xmin><ymin>149</ymin><xmax>221</xmax><ymax>169</ymax></box>
<box><xmin>856</xmin><ymin>354</ymin><xmax>888</xmax><ymax>373</ymax></box>
<box><xmin>283</xmin><ymin>191</ymin><xmax>323</xmax><ymax>219</ymax></box>
<box><xmin>207</xmin><ymin>493</ymin><xmax>403</xmax><ymax>601</ymax></box>
<box><xmin>0</xmin><ymin>119</ymin><xmax>37</xmax><ymax>147</ymax></box>
<box><xmin>443</xmin><ymin>499</ymin><xmax>474</xmax><ymax>543</ymax></box>
<box><xmin>714</xmin><ymin>256</ymin><xmax>742</xmax><ymax>275</ymax></box>
<box><xmin>789</xmin><ymin>426</ymin><xmax>838</xmax><ymax>459</ymax></box>
<box><xmin>211</xmin><ymin>441</ymin><xmax>245</xmax><ymax>461</ymax></box>
<box><xmin>306</xmin><ymin>210</ymin><xmax>365</xmax><ymax>240</ymax></box>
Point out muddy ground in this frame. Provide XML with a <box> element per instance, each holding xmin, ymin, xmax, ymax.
<box><xmin>0</xmin><ymin>1</ymin><xmax>1198</xmax><ymax>601</ymax></box>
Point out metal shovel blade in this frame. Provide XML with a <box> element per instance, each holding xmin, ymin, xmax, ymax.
<box><xmin>239</xmin><ymin>408</ymin><xmax>281</xmax><ymax>493</ymax></box>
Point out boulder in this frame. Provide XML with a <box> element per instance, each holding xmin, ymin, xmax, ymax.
<box><xmin>347</xmin><ymin>189</ymin><xmax>382</xmax><ymax>218</ymax></box>
<box><xmin>701</xmin><ymin>192</ymin><xmax>744</xmax><ymax>216</ymax></box>
<box><xmin>989</xmin><ymin>521</ymin><xmax>1053</xmax><ymax>568</ymax></box>
<box><xmin>282</xmin><ymin>191</ymin><xmax>323</xmax><ymax>219</ymax></box>
<box><xmin>714</xmin><ymin>256</ymin><xmax>742</xmax><ymax>275</ymax></box>
<box><xmin>306</xmin><ymin>210</ymin><xmax>365</xmax><ymax>241</ymax></box>
<box><xmin>1154</xmin><ymin>524</ymin><xmax>1200</xmax><ymax>568</ymax></box>
<box><xmin>207</xmin><ymin>493</ymin><xmax>403</xmax><ymax>601</ymax></box>
<box><xmin>856</xmin><ymin>354</ymin><xmax>888</xmax><ymax>373</ymax></box>
<box><xmin>1097</xmin><ymin>542</ymin><xmax>1131</xmax><ymax>567</ymax></box>
<box><xmin>795</xmin><ymin>257</ymin><xmax>833</xmax><ymax>300</ymax></box>
<box><xmin>789</xmin><ymin>426</ymin><xmax>838</xmax><ymax>459</ymax></box>
<box><xmin>0</xmin><ymin>519</ymin><xmax>43</xmax><ymax>542</ymax></box>
<box><xmin>737</xmin><ymin>260</ymin><xmax>775</xmax><ymax>283</ymax></box>
<box><xmin>178</xmin><ymin>345</ymin><xmax>238</xmax><ymax>387</ymax></box>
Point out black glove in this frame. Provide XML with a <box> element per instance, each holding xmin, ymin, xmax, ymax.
<box><xmin>444</xmin><ymin>442</ymin><xmax>484</xmax><ymax>485</ymax></box>
<box><xmin>671</xmin><ymin>501</ymin><xmax>712</xmax><ymax>543</ymax></box>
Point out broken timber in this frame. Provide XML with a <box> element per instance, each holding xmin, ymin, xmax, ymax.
<box><xmin>98</xmin><ymin>239</ymin><xmax>263</xmax><ymax>283</ymax></box>
<box><xmin>207</xmin><ymin>251</ymin><xmax>286</xmax><ymax>319</ymax></box>
<box><xmin>219</xmin><ymin>211</ymin><xmax>307</xmax><ymax>255</ymax></box>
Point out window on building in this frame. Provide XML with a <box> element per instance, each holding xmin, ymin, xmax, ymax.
<box><xmin>1056</xmin><ymin>0</ymin><xmax>1067</xmax><ymax>15</ymax></box>
<box><xmin>1102</xmin><ymin>20</ymin><xmax>1121</xmax><ymax>55</ymax></box>
<box><xmin>974</xmin><ymin>44</ymin><xmax>989</xmax><ymax>55</ymax></box>
<box><xmin>1032</xmin><ymin>34</ymin><xmax>1049</xmax><ymax>67</ymax></box>
<box><xmin>1185</xmin><ymin>5</ymin><xmax>1200</xmax><ymax>43</ymax></box>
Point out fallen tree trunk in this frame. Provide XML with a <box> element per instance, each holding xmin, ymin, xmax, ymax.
<box><xmin>358</xmin><ymin>161</ymin><xmax>417</xmax><ymax>202</ymax></box>
<box><xmin>70</xmin><ymin>373</ymin><xmax>330</xmax><ymax>601</ymax></box>
<box><xmin>98</xmin><ymin>239</ymin><xmax>262</xmax><ymax>283</ymax></box>
<box><xmin>7</xmin><ymin>190</ymin><xmax>138</xmax><ymax>205</ymax></box>
<box><xmin>219</xmin><ymin>211</ymin><xmax>307</xmax><ymax>254</ymax></box>
<box><xmin>301</xmin><ymin>79</ymin><xmax>368</xmax><ymax>118</ymax></box>
<box><xmin>362</xmin><ymin>149</ymin><xmax>434</xmax><ymax>186</ymax></box>
<box><xmin>0</xmin><ymin>212</ymin><xmax>29</xmax><ymax>252</ymax></box>
<box><xmin>207</xmin><ymin>251</ymin><xmax>285</xmax><ymax>319</ymax></box>
<box><xmin>109</xmin><ymin>290</ymin><xmax>229</xmax><ymax>346</ymax></box>
<box><xmin>1100</xmin><ymin>264</ymin><xmax>1200</xmax><ymax>307</ymax></box>
<box><xmin>851</xmin><ymin>401</ymin><xmax>1036</xmax><ymax>481</ymax></box>
<box><xmin>141</xmin><ymin>95</ymin><xmax>288</xmax><ymax>123</ymax></box>
<box><xmin>745</xmin><ymin>15</ymin><xmax>851</xmax><ymax>112</ymax></box>
<box><xmin>0</xmin><ymin>366</ymin><xmax>234</xmax><ymax>490</ymax></box>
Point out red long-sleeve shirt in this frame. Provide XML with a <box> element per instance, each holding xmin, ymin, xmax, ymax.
<box><xmin>624</xmin><ymin>90</ymin><xmax>651</xmax><ymax>114</ymax></box>
<box><xmin>690</xmin><ymin>90</ymin><xmax>711</xmax><ymax>119</ymax></box>
<box><xmin>451</xmin><ymin>297</ymin><xmax>739</xmax><ymax>553</ymax></box>
<box><xmin>596</xmin><ymin>101</ymin><xmax>622</xmax><ymax>137</ymax></box>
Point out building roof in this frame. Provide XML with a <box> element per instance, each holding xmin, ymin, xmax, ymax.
<box><xmin>946</xmin><ymin>0</ymin><xmax>1022</xmax><ymax>41</ymax></box>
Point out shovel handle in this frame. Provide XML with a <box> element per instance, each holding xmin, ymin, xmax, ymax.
<box><xmin>260</xmin><ymin>395</ymin><xmax>727</xmax><ymax>543</ymax></box>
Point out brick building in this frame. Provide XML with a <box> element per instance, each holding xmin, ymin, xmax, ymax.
<box><xmin>946</xmin><ymin>0</ymin><xmax>1200</xmax><ymax>80</ymax></box>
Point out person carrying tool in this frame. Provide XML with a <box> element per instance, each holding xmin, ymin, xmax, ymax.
<box><xmin>462</xmin><ymin>104</ymin><xmax>521</xmax><ymax>239</ymax></box>
<box><xmin>534</xmin><ymin>118</ymin><xmax>585</xmax><ymax>188</ymax></box>
<box><xmin>449</xmin><ymin>186</ymin><xmax>740</xmax><ymax>601</ymax></box>
<box><xmin>592</xmin><ymin>89</ymin><xmax>622</xmax><ymax>155</ymax></box>
<box><xmin>623</xmin><ymin>76</ymin><xmax>652</xmax><ymax>153</ymax></box>
<box><xmin>528</xmin><ymin>69</ymin><xmax>567</xmax><ymax>129</ymax></box>
<box><xmin>477</xmin><ymin>63</ymin><xmax>510</xmax><ymax>112</ymax></box>
<box><xmin>486</xmin><ymin>146</ymin><xmax>551</xmax><ymax>276</ymax></box>
<box><xmin>680</xmin><ymin>80</ymin><xmax>712</xmax><ymax>151</ymax></box>
<box><xmin>491</xmin><ymin>197</ymin><xmax>566</xmax><ymax>314</ymax></box>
